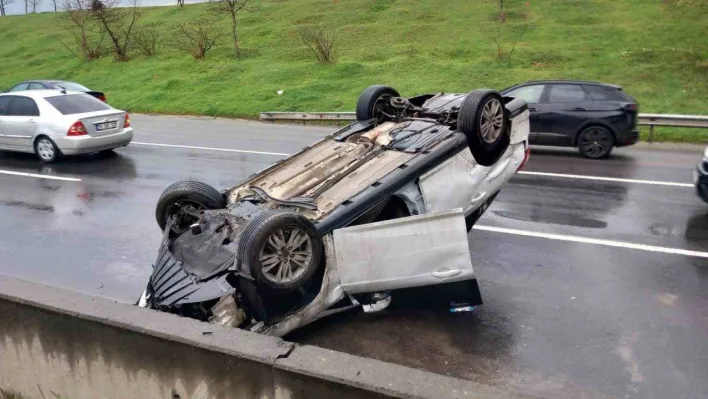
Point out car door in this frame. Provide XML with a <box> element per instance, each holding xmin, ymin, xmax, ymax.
<box><xmin>535</xmin><ymin>84</ymin><xmax>592</xmax><ymax>146</ymax></box>
<box><xmin>333</xmin><ymin>209</ymin><xmax>482</xmax><ymax>308</ymax></box>
<box><xmin>502</xmin><ymin>84</ymin><xmax>546</xmax><ymax>142</ymax></box>
<box><xmin>3</xmin><ymin>96</ymin><xmax>40</xmax><ymax>150</ymax></box>
<box><xmin>0</xmin><ymin>96</ymin><xmax>11</xmax><ymax>148</ymax></box>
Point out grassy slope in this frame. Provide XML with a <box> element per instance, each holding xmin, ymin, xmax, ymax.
<box><xmin>0</xmin><ymin>0</ymin><xmax>706</xmax><ymax>142</ymax></box>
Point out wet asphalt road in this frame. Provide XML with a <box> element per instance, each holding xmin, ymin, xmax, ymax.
<box><xmin>1</xmin><ymin>114</ymin><xmax>706</xmax><ymax>399</ymax></box>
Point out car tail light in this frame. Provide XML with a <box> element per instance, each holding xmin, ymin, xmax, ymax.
<box><xmin>124</xmin><ymin>113</ymin><xmax>131</xmax><ymax>128</ymax></box>
<box><xmin>99</xmin><ymin>94</ymin><xmax>107</xmax><ymax>102</ymax></box>
<box><xmin>517</xmin><ymin>147</ymin><xmax>531</xmax><ymax>172</ymax></box>
<box><xmin>624</xmin><ymin>103</ymin><xmax>637</xmax><ymax>111</ymax></box>
<box><xmin>67</xmin><ymin>121</ymin><xmax>87</xmax><ymax>136</ymax></box>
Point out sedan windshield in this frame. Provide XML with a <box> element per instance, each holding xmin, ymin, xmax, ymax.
<box><xmin>52</xmin><ymin>81</ymin><xmax>91</xmax><ymax>92</ymax></box>
<box><xmin>45</xmin><ymin>94</ymin><xmax>111</xmax><ymax>115</ymax></box>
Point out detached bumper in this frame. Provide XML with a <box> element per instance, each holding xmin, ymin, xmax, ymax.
<box><xmin>56</xmin><ymin>128</ymin><xmax>133</xmax><ymax>155</ymax></box>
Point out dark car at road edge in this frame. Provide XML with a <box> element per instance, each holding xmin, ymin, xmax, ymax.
<box><xmin>501</xmin><ymin>80</ymin><xmax>639</xmax><ymax>159</ymax></box>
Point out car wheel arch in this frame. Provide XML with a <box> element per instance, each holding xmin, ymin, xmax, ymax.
<box><xmin>573</xmin><ymin>121</ymin><xmax>617</xmax><ymax>146</ymax></box>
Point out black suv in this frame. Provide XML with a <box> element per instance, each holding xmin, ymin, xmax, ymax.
<box><xmin>501</xmin><ymin>80</ymin><xmax>638</xmax><ymax>159</ymax></box>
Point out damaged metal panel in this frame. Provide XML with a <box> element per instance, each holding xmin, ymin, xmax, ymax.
<box><xmin>313</xmin><ymin>150</ymin><xmax>415</xmax><ymax>218</ymax></box>
<box><xmin>418</xmin><ymin>151</ymin><xmax>489</xmax><ymax>215</ymax></box>
<box><xmin>332</xmin><ymin>209</ymin><xmax>475</xmax><ymax>294</ymax></box>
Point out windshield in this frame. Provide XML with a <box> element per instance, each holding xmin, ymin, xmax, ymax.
<box><xmin>52</xmin><ymin>81</ymin><xmax>91</xmax><ymax>92</ymax></box>
<box><xmin>45</xmin><ymin>94</ymin><xmax>111</xmax><ymax>115</ymax></box>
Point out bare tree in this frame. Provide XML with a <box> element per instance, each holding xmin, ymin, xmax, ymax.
<box><xmin>24</xmin><ymin>0</ymin><xmax>28</xmax><ymax>13</ymax></box>
<box><xmin>29</xmin><ymin>0</ymin><xmax>40</xmax><ymax>13</ymax></box>
<box><xmin>88</xmin><ymin>0</ymin><xmax>141</xmax><ymax>61</ymax></box>
<box><xmin>177</xmin><ymin>0</ymin><xmax>184</xmax><ymax>6</ymax></box>
<box><xmin>170</xmin><ymin>17</ymin><xmax>221</xmax><ymax>59</ymax></box>
<box><xmin>297</xmin><ymin>25</ymin><xmax>336</xmax><ymax>63</ymax></box>
<box><xmin>60</xmin><ymin>0</ymin><xmax>105</xmax><ymax>60</ymax></box>
<box><xmin>133</xmin><ymin>26</ymin><xmax>158</xmax><ymax>56</ymax></box>
<box><xmin>0</xmin><ymin>0</ymin><xmax>16</xmax><ymax>17</ymax></box>
<box><xmin>208</xmin><ymin>0</ymin><xmax>253</xmax><ymax>59</ymax></box>
<box><xmin>52</xmin><ymin>0</ymin><xmax>57</xmax><ymax>11</ymax></box>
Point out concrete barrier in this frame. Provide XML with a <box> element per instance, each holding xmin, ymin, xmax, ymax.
<box><xmin>0</xmin><ymin>275</ymin><xmax>536</xmax><ymax>399</ymax></box>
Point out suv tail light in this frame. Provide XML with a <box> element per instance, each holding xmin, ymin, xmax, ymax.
<box><xmin>517</xmin><ymin>147</ymin><xmax>531</xmax><ymax>172</ymax></box>
<box><xmin>124</xmin><ymin>113</ymin><xmax>131</xmax><ymax>128</ymax></box>
<box><xmin>68</xmin><ymin>121</ymin><xmax>87</xmax><ymax>136</ymax></box>
<box><xmin>624</xmin><ymin>103</ymin><xmax>637</xmax><ymax>111</ymax></box>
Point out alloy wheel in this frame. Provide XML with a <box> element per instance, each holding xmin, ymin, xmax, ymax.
<box><xmin>259</xmin><ymin>227</ymin><xmax>313</xmax><ymax>284</ymax></box>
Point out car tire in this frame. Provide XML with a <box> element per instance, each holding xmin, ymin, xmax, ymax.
<box><xmin>34</xmin><ymin>136</ymin><xmax>60</xmax><ymax>163</ymax></box>
<box><xmin>154</xmin><ymin>181</ymin><xmax>226</xmax><ymax>231</ymax></box>
<box><xmin>238</xmin><ymin>210</ymin><xmax>323</xmax><ymax>295</ymax></box>
<box><xmin>577</xmin><ymin>126</ymin><xmax>614</xmax><ymax>159</ymax></box>
<box><xmin>356</xmin><ymin>85</ymin><xmax>400</xmax><ymax>122</ymax></box>
<box><xmin>458</xmin><ymin>89</ymin><xmax>509</xmax><ymax>166</ymax></box>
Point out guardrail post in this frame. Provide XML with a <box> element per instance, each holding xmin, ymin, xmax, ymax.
<box><xmin>649</xmin><ymin>125</ymin><xmax>655</xmax><ymax>143</ymax></box>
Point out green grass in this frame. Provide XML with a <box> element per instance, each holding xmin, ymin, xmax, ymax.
<box><xmin>1</xmin><ymin>0</ymin><xmax>707</xmax><ymax>142</ymax></box>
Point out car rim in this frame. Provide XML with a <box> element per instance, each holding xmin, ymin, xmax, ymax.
<box><xmin>165</xmin><ymin>200</ymin><xmax>205</xmax><ymax>233</ymax></box>
<box><xmin>480</xmin><ymin>98</ymin><xmax>504</xmax><ymax>144</ymax></box>
<box><xmin>37</xmin><ymin>139</ymin><xmax>55</xmax><ymax>161</ymax></box>
<box><xmin>259</xmin><ymin>227</ymin><xmax>313</xmax><ymax>284</ymax></box>
<box><xmin>580</xmin><ymin>129</ymin><xmax>612</xmax><ymax>158</ymax></box>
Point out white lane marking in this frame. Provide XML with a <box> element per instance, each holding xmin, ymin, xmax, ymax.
<box><xmin>0</xmin><ymin>169</ymin><xmax>82</xmax><ymax>182</ymax></box>
<box><xmin>473</xmin><ymin>224</ymin><xmax>708</xmax><ymax>258</ymax></box>
<box><xmin>518</xmin><ymin>171</ymin><xmax>693</xmax><ymax>188</ymax></box>
<box><xmin>132</xmin><ymin>142</ymin><xmax>290</xmax><ymax>157</ymax></box>
<box><xmin>131</xmin><ymin>142</ymin><xmax>694</xmax><ymax>187</ymax></box>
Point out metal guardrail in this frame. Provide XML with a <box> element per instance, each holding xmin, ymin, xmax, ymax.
<box><xmin>260</xmin><ymin>111</ymin><xmax>708</xmax><ymax>141</ymax></box>
<box><xmin>260</xmin><ymin>111</ymin><xmax>356</xmax><ymax>121</ymax></box>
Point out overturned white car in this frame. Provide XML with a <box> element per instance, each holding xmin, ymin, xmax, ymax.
<box><xmin>138</xmin><ymin>85</ymin><xmax>530</xmax><ymax>336</ymax></box>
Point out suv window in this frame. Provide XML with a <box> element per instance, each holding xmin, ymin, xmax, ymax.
<box><xmin>505</xmin><ymin>85</ymin><xmax>544</xmax><ymax>103</ymax></box>
<box><xmin>28</xmin><ymin>83</ymin><xmax>46</xmax><ymax>90</ymax></box>
<box><xmin>8</xmin><ymin>96</ymin><xmax>40</xmax><ymax>116</ymax></box>
<box><xmin>0</xmin><ymin>97</ymin><xmax>10</xmax><ymax>116</ymax></box>
<box><xmin>548</xmin><ymin>84</ymin><xmax>588</xmax><ymax>103</ymax></box>
<box><xmin>584</xmin><ymin>85</ymin><xmax>625</xmax><ymax>101</ymax></box>
<box><xmin>9</xmin><ymin>83</ymin><xmax>30</xmax><ymax>92</ymax></box>
<box><xmin>45</xmin><ymin>94</ymin><xmax>110</xmax><ymax>115</ymax></box>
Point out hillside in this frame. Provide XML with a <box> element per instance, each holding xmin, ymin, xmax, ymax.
<box><xmin>0</xmin><ymin>0</ymin><xmax>706</xmax><ymax>142</ymax></box>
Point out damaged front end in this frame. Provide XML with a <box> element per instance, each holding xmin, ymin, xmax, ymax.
<box><xmin>140</xmin><ymin>207</ymin><xmax>483</xmax><ymax>337</ymax></box>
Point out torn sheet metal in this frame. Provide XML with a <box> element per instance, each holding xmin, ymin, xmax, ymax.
<box><xmin>262</xmin><ymin>234</ymin><xmax>354</xmax><ymax>337</ymax></box>
<box><xmin>332</xmin><ymin>208</ymin><xmax>475</xmax><ymax>294</ymax></box>
<box><xmin>418</xmin><ymin>151</ymin><xmax>489</xmax><ymax>215</ymax></box>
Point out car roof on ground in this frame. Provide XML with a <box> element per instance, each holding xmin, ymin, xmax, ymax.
<box><xmin>0</xmin><ymin>90</ymin><xmax>86</xmax><ymax>99</ymax></box>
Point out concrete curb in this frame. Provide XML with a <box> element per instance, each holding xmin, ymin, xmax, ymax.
<box><xmin>0</xmin><ymin>275</ymin><xmax>539</xmax><ymax>399</ymax></box>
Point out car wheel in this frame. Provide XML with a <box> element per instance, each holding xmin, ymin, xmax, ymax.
<box><xmin>154</xmin><ymin>181</ymin><xmax>226</xmax><ymax>232</ymax></box>
<box><xmin>458</xmin><ymin>89</ymin><xmax>509</xmax><ymax>166</ymax></box>
<box><xmin>239</xmin><ymin>210</ymin><xmax>323</xmax><ymax>295</ymax></box>
<box><xmin>578</xmin><ymin>126</ymin><xmax>614</xmax><ymax>159</ymax></box>
<box><xmin>34</xmin><ymin>137</ymin><xmax>60</xmax><ymax>163</ymax></box>
<box><xmin>355</xmin><ymin>85</ymin><xmax>400</xmax><ymax>122</ymax></box>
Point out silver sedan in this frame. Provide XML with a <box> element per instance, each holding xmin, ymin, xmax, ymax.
<box><xmin>0</xmin><ymin>90</ymin><xmax>133</xmax><ymax>162</ymax></box>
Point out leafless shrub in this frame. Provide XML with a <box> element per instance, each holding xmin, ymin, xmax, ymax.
<box><xmin>133</xmin><ymin>27</ymin><xmax>158</xmax><ymax>56</ymax></box>
<box><xmin>491</xmin><ymin>24</ymin><xmax>527</xmax><ymax>62</ymax></box>
<box><xmin>170</xmin><ymin>18</ymin><xmax>221</xmax><ymax>59</ymax></box>
<box><xmin>88</xmin><ymin>0</ymin><xmax>141</xmax><ymax>61</ymax></box>
<box><xmin>297</xmin><ymin>25</ymin><xmax>336</xmax><ymax>63</ymax></box>
<box><xmin>208</xmin><ymin>0</ymin><xmax>254</xmax><ymax>60</ymax></box>
<box><xmin>0</xmin><ymin>0</ymin><xmax>16</xmax><ymax>17</ymax></box>
<box><xmin>60</xmin><ymin>0</ymin><xmax>105</xmax><ymax>60</ymax></box>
